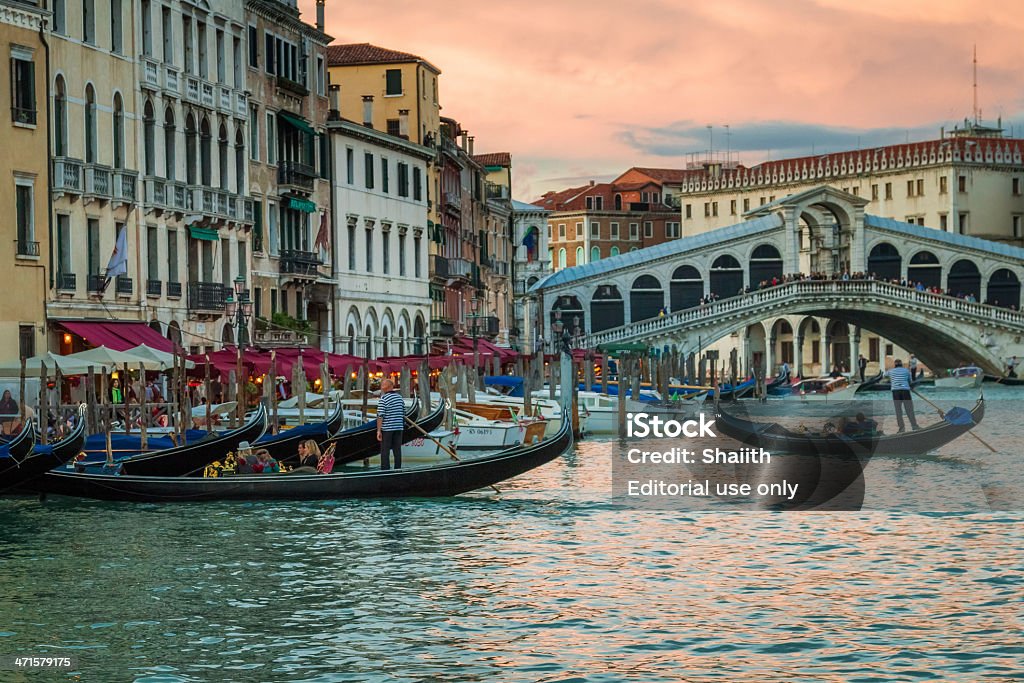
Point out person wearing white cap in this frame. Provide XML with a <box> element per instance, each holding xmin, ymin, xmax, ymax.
<box><xmin>236</xmin><ymin>441</ymin><xmax>254</xmax><ymax>474</ymax></box>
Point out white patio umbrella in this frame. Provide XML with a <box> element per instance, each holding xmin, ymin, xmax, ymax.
<box><xmin>125</xmin><ymin>344</ymin><xmax>196</xmax><ymax>370</ymax></box>
<box><xmin>0</xmin><ymin>351</ymin><xmax>113</xmax><ymax>377</ymax></box>
<box><xmin>64</xmin><ymin>346</ymin><xmax>167</xmax><ymax>372</ymax></box>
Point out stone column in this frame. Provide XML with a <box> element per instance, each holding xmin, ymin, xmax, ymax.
<box><xmin>823</xmin><ymin>335</ymin><xmax>832</xmax><ymax>374</ymax></box>
<box><xmin>766</xmin><ymin>335</ymin><xmax>776</xmax><ymax>378</ymax></box>
<box><xmin>783</xmin><ymin>207</ymin><xmax>801</xmax><ymax>274</ymax></box>
<box><xmin>850</xmin><ymin>205</ymin><xmax>866</xmax><ymax>273</ymax></box>
<box><xmin>795</xmin><ymin>335</ymin><xmax>804</xmax><ymax>377</ymax></box>
<box><xmin>850</xmin><ymin>327</ymin><xmax>861</xmax><ymax>378</ymax></box>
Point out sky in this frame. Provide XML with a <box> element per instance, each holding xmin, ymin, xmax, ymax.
<box><xmin>305</xmin><ymin>0</ymin><xmax>1024</xmax><ymax>202</ymax></box>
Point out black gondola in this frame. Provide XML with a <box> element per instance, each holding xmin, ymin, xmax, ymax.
<box><xmin>0</xmin><ymin>417</ymin><xmax>83</xmax><ymax>492</ymax></box>
<box><xmin>715</xmin><ymin>397</ymin><xmax>984</xmax><ymax>456</ymax></box>
<box><xmin>983</xmin><ymin>374</ymin><xmax>1024</xmax><ymax>386</ymax></box>
<box><xmin>242</xmin><ymin>400</ymin><xmax>347</xmax><ymax>461</ymax></box>
<box><xmin>31</xmin><ymin>412</ymin><xmax>573</xmax><ymax>502</ymax></box>
<box><xmin>0</xmin><ymin>419</ymin><xmax>36</xmax><ymax>461</ymax></box>
<box><xmin>854</xmin><ymin>371</ymin><xmax>885</xmax><ymax>391</ymax></box>
<box><xmin>766</xmin><ymin>372</ymin><xmax>789</xmax><ymax>390</ymax></box>
<box><xmin>329</xmin><ymin>400</ymin><xmax>444</xmax><ymax>467</ymax></box>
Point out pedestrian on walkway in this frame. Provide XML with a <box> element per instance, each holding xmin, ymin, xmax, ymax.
<box><xmin>376</xmin><ymin>379</ymin><xmax>406</xmax><ymax>470</ymax></box>
<box><xmin>858</xmin><ymin>354</ymin><xmax>867</xmax><ymax>383</ymax></box>
<box><xmin>886</xmin><ymin>359</ymin><xmax>919</xmax><ymax>432</ymax></box>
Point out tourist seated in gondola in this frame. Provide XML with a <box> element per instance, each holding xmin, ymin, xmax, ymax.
<box><xmin>253</xmin><ymin>449</ymin><xmax>279</xmax><ymax>474</ymax></box>
<box><xmin>289</xmin><ymin>439</ymin><xmax>322</xmax><ymax>473</ymax></box>
<box><xmin>842</xmin><ymin>413</ymin><xmax>878</xmax><ymax>437</ymax></box>
<box><xmin>235</xmin><ymin>441</ymin><xmax>255</xmax><ymax>474</ymax></box>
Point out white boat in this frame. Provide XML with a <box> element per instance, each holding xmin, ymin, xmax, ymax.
<box><xmin>933</xmin><ymin>366</ymin><xmax>984</xmax><ymax>389</ymax></box>
<box><xmin>361</xmin><ymin>428</ymin><xmax>460</xmax><ymax>465</ymax></box>
<box><xmin>776</xmin><ymin>376</ymin><xmax>860</xmax><ymax>401</ymax></box>
<box><xmin>572</xmin><ymin>391</ymin><xmax>669</xmax><ymax>435</ymax></box>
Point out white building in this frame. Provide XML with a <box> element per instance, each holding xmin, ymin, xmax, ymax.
<box><xmin>510</xmin><ymin>199</ymin><xmax>550</xmax><ymax>351</ymax></box>
<box><xmin>327</xmin><ymin>112</ymin><xmax>433</xmax><ymax>358</ymax></box>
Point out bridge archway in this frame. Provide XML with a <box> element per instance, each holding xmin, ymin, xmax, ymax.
<box><xmin>827</xmin><ymin>320</ymin><xmax>852</xmax><ymax>373</ymax></box>
<box><xmin>868</xmin><ymin>242</ymin><xmax>901</xmax><ymax>280</ymax></box>
<box><xmin>630</xmin><ymin>275</ymin><xmax>664</xmax><ymax>322</ymax></box>
<box><xmin>987</xmin><ymin>268</ymin><xmax>1020</xmax><ymax>308</ymax></box>
<box><xmin>797</xmin><ymin>317</ymin><xmax>822</xmax><ymax>375</ymax></box>
<box><xmin>745</xmin><ymin>322</ymin><xmax>767</xmax><ymax>377</ymax></box>
<box><xmin>670</xmin><ymin>265</ymin><xmax>703</xmax><ymax>311</ymax></box>
<box><xmin>710</xmin><ymin>254</ymin><xmax>743</xmax><ymax>297</ymax></box>
<box><xmin>908</xmin><ymin>250</ymin><xmax>941</xmax><ymax>288</ymax></box>
<box><xmin>750</xmin><ymin>245</ymin><xmax>783</xmax><ymax>287</ymax></box>
<box><xmin>947</xmin><ymin>259</ymin><xmax>981</xmax><ymax>299</ymax></box>
<box><xmin>591</xmin><ymin>284</ymin><xmax>624</xmax><ymax>332</ymax></box>
<box><xmin>551</xmin><ymin>294</ymin><xmax>585</xmax><ymax>337</ymax></box>
<box><xmin>770</xmin><ymin>318</ymin><xmax>794</xmax><ymax>369</ymax></box>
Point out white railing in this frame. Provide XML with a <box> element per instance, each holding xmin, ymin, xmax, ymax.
<box><xmin>582</xmin><ymin>279</ymin><xmax>1024</xmax><ymax>347</ymax></box>
<box><xmin>163</xmin><ymin>66</ymin><xmax>179</xmax><ymax>96</ymax></box>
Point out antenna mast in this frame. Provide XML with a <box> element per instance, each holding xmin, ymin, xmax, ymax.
<box><xmin>973</xmin><ymin>44</ymin><xmax>978</xmax><ymax>124</ymax></box>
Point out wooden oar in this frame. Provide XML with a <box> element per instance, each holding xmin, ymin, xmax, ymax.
<box><xmin>404</xmin><ymin>415</ymin><xmax>501</xmax><ymax>494</ymax></box>
<box><xmin>911</xmin><ymin>389</ymin><xmax>997</xmax><ymax>453</ymax></box>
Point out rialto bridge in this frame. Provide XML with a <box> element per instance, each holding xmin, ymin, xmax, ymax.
<box><xmin>529</xmin><ymin>186</ymin><xmax>1024</xmax><ymax>375</ymax></box>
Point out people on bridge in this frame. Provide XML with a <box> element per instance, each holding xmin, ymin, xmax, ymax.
<box><xmin>909</xmin><ymin>354</ymin><xmax>919</xmax><ymax>381</ymax></box>
<box><xmin>886</xmin><ymin>359</ymin><xmax>919</xmax><ymax>432</ymax></box>
<box><xmin>858</xmin><ymin>354</ymin><xmax>868</xmax><ymax>383</ymax></box>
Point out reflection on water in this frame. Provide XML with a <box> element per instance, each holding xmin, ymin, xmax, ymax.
<box><xmin>0</xmin><ymin>391</ymin><xmax>1020</xmax><ymax>681</ymax></box>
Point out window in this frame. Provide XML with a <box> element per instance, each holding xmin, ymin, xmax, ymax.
<box><xmin>382</xmin><ymin>230</ymin><xmax>390</xmax><ymax>274</ymax></box>
<box><xmin>53</xmin><ymin>0</ymin><xmax>65</xmax><ymax>34</ymax></box>
<box><xmin>414</xmin><ymin>235</ymin><xmax>422</xmax><ymax>278</ymax></box>
<box><xmin>346</xmin><ymin>148</ymin><xmax>354</xmax><ymax>184</ymax></box>
<box><xmin>397</xmin><ymin>162</ymin><xmax>409</xmax><ymax>196</ymax></box>
<box><xmin>591</xmin><ymin>246</ymin><xmax>600</xmax><ymax>262</ymax></box>
<box><xmin>19</xmin><ymin>325</ymin><xmax>34</xmax><ymax>359</ymax></box>
<box><xmin>871</xmin><ymin>184</ymin><xmax>879</xmax><ymax>200</ymax></box>
<box><xmin>142</xmin><ymin>101</ymin><xmax>155</xmax><ymax>174</ymax></box>
<box><xmin>55</xmin><ymin>214</ymin><xmax>71</xmax><ymax>278</ymax></box>
<box><xmin>916</xmin><ymin>178</ymin><xmax>924</xmax><ymax>196</ymax></box>
<box><xmin>83</xmin><ymin>0</ymin><xmax>95</xmax><ymax>44</ymax></box>
<box><xmin>385</xmin><ymin>69</ymin><xmax>402</xmax><ymax>95</ymax></box>
<box><xmin>316</xmin><ymin>55</ymin><xmax>325</xmax><ymax>95</ymax></box>
<box><xmin>585</xmin><ymin>196</ymin><xmax>593</xmax><ymax>210</ymax></box>
<box><xmin>264</xmin><ymin>31</ymin><xmax>275</xmax><ymax>74</ymax></box>
<box><xmin>558</xmin><ymin>223</ymin><xmax>566</xmax><ymax>238</ymax></box>
<box><xmin>197</xmin><ymin>22</ymin><xmax>207</xmax><ymax>79</ymax></box>
<box><xmin>712</xmin><ymin>201</ymin><xmax>718</xmax><ymax>217</ymax></box>
<box><xmin>558</xmin><ymin>248</ymin><xmax>566</xmax><ymax>269</ymax></box>
<box><xmin>87</xmin><ymin>218</ymin><xmax>100</xmax><ymax>276</ymax></box>
<box><xmin>216</xmin><ymin>29</ymin><xmax>225</xmax><ymax>83</ymax></box>
<box><xmin>386</xmin><ymin>119</ymin><xmax>401</xmax><ymax>136</ymax></box>
<box><xmin>759</xmin><ymin>197</ymin><xmax>766</xmax><ymax>206</ymax></box>
<box><xmin>183</xmin><ymin>17</ymin><xmax>193</xmax><ymax>74</ymax></box>
<box><xmin>365</xmin><ymin>227</ymin><xmax>373</xmax><ymax>271</ymax></box>
<box><xmin>958</xmin><ymin>212</ymin><xmax>968</xmax><ymax>234</ymax></box>
<box><xmin>167</xmin><ymin>229</ymin><xmax>178</xmax><ymax>282</ymax></box>
<box><xmin>595</xmin><ymin>196</ymin><xmax>603</xmax><ymax>210</ymax></box>
<box><xmin>248</xmin><ymin>25</ymin><xmax>258</xmax><ymax>67</ymax></box>
<box><xmin>730</xmin><ymin>199</ymin><xmax>736</xmax><ymax>215</ymax></box>
<box><xmin>233</xmin><ymin>37</ymin><xmax>242</xmax><ymax>87</ymax></box>
<box><xmin>413</xmin><ymin>168</ymin><xmax>422</xmax><ymax>201</ymax></box>
<box><xmin>266</xmin><ymin>113</ymin><xmax>276</xmax><ymax>165</ymax></box>
<box><xmin>572</xmin><ymin>222</ymin><xmax>581</xmax><ymax>239</ymax></box>
<box><xmin>1014</xmin><ymin>178</ymin><xmax>1022</xmax><ymax>196</ymax></box>
<box><xmin>610</xmin><ymin>246</ymin><xmax>619</xmax><ymax>257</ymax></box>
<box><xmin>1014</xmin><ymin>215</ymin><xmax>1022</xmax><ymax>239</ymax></box>
<box><xmin>629</xmin><ymin>223</ymin><xmax>639</xmax><ymax>240</ymax></box>
<box><xmin>685</xmin><ymin>204</ymin><xmax>692</xmax><ymax>219</ymax></box>
<box><xmin>85</xmin><ymin>85</ymin><xmax>97</xmax><ymax>163</ymax></box>
<box><xmin>939</xmin><ymin>213</ymin><xmax>948</xmax><ymax>231</ymax></box>
<box><xmin>111</xmin><ymin>0</ymin><xmax>123</xmax><ymax>54</ymax></box>
<box><xmin>146</xmin><ymin>225</ymin><xmax>159</xmax><ymax>281</ymax></box>
<box><xmin>364</xmin><ymin>152</ymin><xmax>374</xmax><ymax>189</ymax></box>
<box><xmin>161</xmin><ymin>7</ymin><xmax>172</xmax><ymax>64</ymax></box>
<box><xmin>399</xmin><ymin>232</ymin><xmax>407</xmax><ymax>276</ymax></box>
<box><xmin>869</xmin><ymin>337</ymin><xmax>879</xmax><ymax>362</ymax></box>
<box><xmin>939</xmin><ymin>176</ymin><xmax>948</xmax><ymax>194</ymax></box>
<box><xmin>885</xmin><ymin>343</ymin><xmax>894</xmax><ymax>356</ymax></box>
<box><xmin>704</xmin><ymin>202</ymin><xmax>710</xmax><ymax>217</ymax></box>
<box><xmin>575</xmin><ymin>246</ymin><xmax>584</xmax><ymax>265</ymax></box>
<box><xmin>267</xmin><ymin>201</ymin><xmax>278</xmax><ymax>256</ymax></box>
<box><xmin>270</xmin><ymin>287</ymin><xmax>277</xmax><ymax>316</ymax></box>
<box><xmin>884</xmin><ymin>182</ymin><xmax>892</xmax><ymax>199</ymax></box>
<box><xmin>906</xmin><ymin>180</ymin><xmax>914</xmax><ymax>197</ymax></box>
<box><xmin>10</xmin><ymin>51</ymin><xmax>36</xmax><ymax>125</ymax></box>
<box><xmin>591</xmin><ymin>223</ymin><xmax>600</xmax><ymax>238</ymax></box>
<box><xmin>643</xmin><ymin>221</ymin><xmax>653</xmax><ymax>238</ymax></box>
<box><xmin>381</xmin><ymin>157</ymin><xmax>389</xmax><ymax>193</ymax></box>
<box><xmin>743</xmin><ymin>198</ymin><xmax>750</xmax><ymax>212</ymax></box>
<box><xmin>610</xmin><ymin>222</ymin><xmax>619</xmax><ymax>239</ymax></box>
<box><xmin>249</xmin><ymin>105</ymin><xmax>259</xmax><ymax>161</ymax></box>
<box><xmin>666</xmin><ymin>222</ymin><xmax>680</xmax><ymax>238</ymax></box>
<box><xmin>112</xmin><ymin>94</ymin><xmax>124</xmax><ymax>169</ymax></box>
<box><xmin>958</xmin><ymin>175</ymin><xmax>967</xmax><ymax>193</ymax></box>
<box><xmin>347</xmin><ymin>224</ymin><xmax>356</xmax><ymax>270</ymax></box>
<box><xmin>641</xmin><ymin>191</ymin><xmax>648</xmax><ymax>202</ymax></box>
<box><xmin>15</xmin><ymin>181</ymin><xmax>34</xmax><ymax>255</ymax></box>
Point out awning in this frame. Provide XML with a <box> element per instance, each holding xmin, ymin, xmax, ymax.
<box><xmin>288</xmin><ymin>197</ymin><xmax>316</xmax><ymax>213</ymax></box>
<box><xmin>278</xmin><ymin>110</ymin><xmax>316</xmax><ymax>136</ymax></box>
<box><xmin>189</xmin><ymin>225</ymin><xmax>219</xmax><ymax>241</ymax></box>
<box><xmin>59</xmin><ymin>321</ymin><xmax>174</xmax><ymax>353</ymax></box>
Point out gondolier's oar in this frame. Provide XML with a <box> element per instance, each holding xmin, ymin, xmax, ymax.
<box><xmin>912</xmin><ymin>389</ymin><xmax>997</xmax><ymax>453</ymax></box>
<box><xmin>403</xmin><ymin>415</ymin><xmax>500</xmax><ymax>494</ymax></box>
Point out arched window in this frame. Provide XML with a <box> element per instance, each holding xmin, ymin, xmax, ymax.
<box><xmin>710</xmin><ymin>254</ymin><xmax>744</xmax><ymax>297</ymax></box>
<box><xmin>591</xmin><ymin>246</ymin><xmax>600</xmax><ymax>262</ymax></box>
<box><xmin>749</xmin><ymin>244</ymin><xmax>783</xmax><ymax>286</ymax></box>
<box><xmin>112</xmin><ymin>93</ymin><xmax>124</xmax><ymax>169</ymax></box>
<box><xmin>218</xmin><ymin>122</ymin><xmax>229</xmax><ymax>190</ymax></box>
<box><xmin>614</xmin><ymin>194</ymin><xmax>622</xmax><ymax>210</ymax></box>
<box><xmin>164</xmin><ymin>108</ymin><xmax>176</xmax><ymax>180</ymax></box>
<box><xmin>591</xmin><ymin>284</ymin><xmax>624</xmax><ymax>332</ymax></box>
<box><xmin>347</xmin><ymin>324</ymin><xmax>356</xmax><ymax>356</ymax></box>
<box><xmin>200</xmin><ymin>117</ymin><xmax>212</xmax><ymax>185</ymax></box>
<box><xmin>54</xmin><ymin>76</ymin><xmax>68</xmax><ymax>156</ymax></box>
<box><xmin>185</xmin><ymin>114</ymin><xmax>197</xmax><ymax>184</ymax></box>
<box><xmin>234</xmin><ymin>128</ymin><xmax>245</xmax><ymax>194</ymax></box>
<box><xmin>575</xmin><ymin>246</ymin><xmax>584</xmax><ymax>266</ymax></box>
<box><xmin>908</xmin><ymin>250</ymin><xmax>941</xmax><ymax>288</ymax></box>
<box><xmin>558</xmin><ymin>248</ymin><xmax>566</xmax><ymax>270</ymax></box>
<box><xmin>670</xmin><ymin>264</ymin><xmax>703</xmax><ymax>310</ymax></box>
<box><xmin>85</xmin><ymin>84</ymin><xmax>97</xmax><ymax>163</ymax></box>
<box><xmin>987</xmin><ymin>269</ymin><xmax>1021</xmax><ymax>308</ymax></box>
<box><xmin>868</xmin><ymin>242</ymin><xmax>901</xmax><ymax>280</ymax></box>
<box><xmin>630</xmin><ymin>274</ymin><xmax>664</xmax><ymax>322</ymax></box>
<box><xmin>143</xmin><ymin>99</ymin><xmax>155</xmax><ymax>175</ymax></box>
<box><xmin>610</xmin><ymin>246</ymin><xmax>620</xmax><ymax>257</ymax></box>
<box><xmin>947</xmin><ymin>260</ymin><xmax>981</xmax><ymax>299</ymax></box>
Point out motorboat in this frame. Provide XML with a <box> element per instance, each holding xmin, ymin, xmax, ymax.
<box><xmin>934</xmin><ymin>366</ymin><xmax>984</xmax><ymax>389</ymax></box>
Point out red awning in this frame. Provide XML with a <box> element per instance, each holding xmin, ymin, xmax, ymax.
<box><xmin>60</xmin><ymin>321</ymin><xmax>174</xmax><ymax>353</ymax></box>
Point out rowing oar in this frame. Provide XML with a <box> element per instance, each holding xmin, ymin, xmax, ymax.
<box><xmin>404</xmin><ymin>415</ymin><xmax>500</xmax><ymax>494</ymax></box>
<box><xmin>911</xmin><ymin>389</ymin><xmax>997</xmax><ymax>453</ymax></box>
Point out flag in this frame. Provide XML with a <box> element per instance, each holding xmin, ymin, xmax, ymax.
<box><xmin>313</xmin><ymin>211</ymin><xmax>330</xmax><ymax>252</ymax></box>
<box><xmin>103</xmin><ymin>225</ymin><xmax>128</xmax><ymax>291</ymax></box>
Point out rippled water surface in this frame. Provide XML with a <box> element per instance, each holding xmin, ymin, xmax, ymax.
<box><xmin>0</xmin><ymin>391</ymin><xmax>1021</xmax><ymax>682</ymax></box>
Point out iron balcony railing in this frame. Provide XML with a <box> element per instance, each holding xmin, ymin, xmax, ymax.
<box><xmin>280</xmin><ymin>249</ymin><xmax>323</xmax><ymax>278</ymax></box>
<box><xmin>277</xmin><ymin>161</ymin><xmax>316</xmax><ymax>192</ymax></box>
<box><xmin>167</xmin><ymin>281</ymin><xmax>182</xmax><ymax>298</ymax></box>
<box><xmin>87</xmin><ymin>274</ymin><xmax>106</xmax><ymax>293</ymax></box>
<box><xmin>115</xmin><ymin>276</ymin><xmax>133</xmax><ymax>295</ymax></box>
<box><xmin>57</xmin><ymin>272</ymin><xmax>77</xmax><ymax>291</ymax></box>
<box><xmin>146</xmin><ymin>279</ymin><xmax>162</xmax><ymax>297</ymax></box>
<box><xmin>188</xmin><ymin>282</ymin><xmax>228</xmax><ymax>311</ymax></box>
<box><xmin>15</xmin><ymin>240</ymin><xmax>39</xmax><ymax>257</ymax></box>
<box><xmin>431</xmin><ymin>318</ymin><xmax>455</xmax><ymax>337</ymax></box>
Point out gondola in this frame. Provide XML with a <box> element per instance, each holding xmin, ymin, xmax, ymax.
<box><xmin>854</xmin><ymin>371</ymin><xmax>885</xmax><ymax>392</ymax></box>
<box><xmin>983</xmin><ymin>374</ymin><xmax>1024</xmax><ymax>386</ymax></box>
<box><xmin>766</xmin><ymin>371</ymin><xmax>790</xmax><ymax>390</ymax></box>
<box><xmin>31</xmin><ymin>411</ymin><xmax>573</xmax><ymax>503</ymax></box>
<box><xmin>0</xmin><ymin>417</ymin><xmax>84</xmax><ymax>492</ymax></box>
<box><xmin>0</xmin><ymin>419</ymin><xmax>36</xmax><ymax>461</ymax></box>
<box><xmin>36</xmin><ymin>404</ymin><xmax>268</xmax><ymax>483</ymax></box>
<box><xmin>715</xmin><ymin>396</ymin><xmax>984</xmax><ymax>457</ymax></box>
<box><xmin>329</xmin><ymin>400</ymin><xmax>444</xmax><ymax>467</ymax></box>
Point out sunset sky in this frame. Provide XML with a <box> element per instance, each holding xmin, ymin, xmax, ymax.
<box><xmin>306</xmin><ymin>0</ymin><xmax>1024</xmax><ymax>201</ymax></box>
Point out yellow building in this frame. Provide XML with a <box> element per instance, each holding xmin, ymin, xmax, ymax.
<box><xmin>0</xmin><ymin>0</ymin><xmax>48</xmax><ymax>357</ymax></box>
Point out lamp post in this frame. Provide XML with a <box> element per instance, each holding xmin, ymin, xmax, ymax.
<box><xmin>224</xmin><ymin>276</ymin><xmax>252</xmax><ymax>424</ymax></box>
<box><xmin>470</xmin><ymin>295</ymin><xmax>480</xmax><ymax>377</ymax></box>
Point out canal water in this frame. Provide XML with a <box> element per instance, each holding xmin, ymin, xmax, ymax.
<box><xmin>0</xmin><ymin>389</ymin><xmax>1021</xmax><ymax>682</ymax></box>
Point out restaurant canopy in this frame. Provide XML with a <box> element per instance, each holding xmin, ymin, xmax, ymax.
<box><xmin>0</xmin><ymin>351</ymin><xmax>113</xmax><ymax>376</ymax></box>
<box><xmin>64</xmin><ymin>346</ymin><xmax>168</xmax><ymax>372</ymax></box>
<box><xmin>125</xmin><ymin>344</ymin><xmax>195</xmax><ymax>370</ymax></box>
<box><xmin>59</xmin><ymin>321</ymin><xmax>174</xmax><ymax>353</ymax></box>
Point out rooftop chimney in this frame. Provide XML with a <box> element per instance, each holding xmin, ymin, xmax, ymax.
<box><xmin>362</xmin><ymin>95</ymin><xmax>374</xmax><ymax>128</ymax></box>
<box><xmin>468</xmin><ymin>136</ymin><xmax>474</xmax><ymax>156</ymax></box>
<box><xmin>460</xmin><ymin>131</ymin><xmax>468</xmax><ymax>150</ymax></box>
<box><xmin>398</xmin><ymin>109</ymin><xmax>409</xmax><ymax>140</ymax></box>
<box><xmin>315</xmin><ymin>0</ymin><xmax>325</xmax><ymax>32</ymax></box>
<box><xmin>328</xmin><ymin>84</ymin><xmax>340</xmax><ymax>120</ymax></box>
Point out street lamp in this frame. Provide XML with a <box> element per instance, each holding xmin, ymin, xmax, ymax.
<box><xmin>224</xmin><ymin>275</ymin><xmax>253</xmax><ymax>348</ymax></box>
<box><xmin>470</xmin><ymin>295</ymin><xmax>480</xmax><ymax>371</ymax></box>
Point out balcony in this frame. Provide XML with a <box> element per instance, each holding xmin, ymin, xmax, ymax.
<box><xmin>235</xmin><ymin>91</ymin><xmax>248</xmax><ymax>118</ymax></box>
<box><xmin>112</xmin><ymin>170</ymin><xmax>138</xmax><ymax>205</ymax></box>
<box><xmin>144</xmin><ymin>176</ymin><xmax>167</xmax><ymax>209</ymax></box>
<box><xmin>115</xmin><ymin>276</ymin><xmax>133</xmax><ymax>296</ymax></box>
<box><xmin>444</xmin><ymin>191</ymin><xmax>461</xmax><ymax>214</ymax></box>
<box><xmin>449</xmin><ymin>257</ymin><xmax>472</xmax><ymax>280</ymax></box>
<box><xmin>192</xmin><ymin>186</ymin><xmax>217</xmax><ymax>215</ymax></box>
<box><xmin>218</xmin><ymin>86</ymin><xmax>232</xmax><ymax>114</ymax></box>
<box><xmin>280</xmin><ymin>249</ymin><xmax>322</xmax><ymax>279</ymax></box>
<box><xmin>146</xmin><ymin>279</ymin><xmax>162</xmax><ymax>297</ymax></box>
<box><xmin>12</xmin><ymin>106</ymin><xmax>36</xmax><ymax>125</ymax></box>
<box><xmin>471</xmin><ymin>315</ymin><xmax>500</xmax><ymax>338</ymax></box>
<box><xmin>485</xmin><ymin>182</ymin><xmax>509</xmax><ymax>201</ymax></box>
<box><xmin>188</xmin><ymin>281</ymin><xmax>227</xmax><ymax>314</ymax></box>
<box><xmin>141</xmin><ymin>57</ymin><xmax>160</xmax><ymax>90</ymax></box>
<box><xmin>431</xmin><ymin>318</ymin><xmax>456</xmax><ymax>338</ymax></box>
<box><xmin>493</xmin><ymin>260</ymin><xmax>510</xmax><ymax>277</ymax></box>
<box><xmin>163</xmin><ymin>66</ymin><xmax>180</xmax><ymax>96</ymax></box>
<box><xmin>253</xmin><ymin>328</ymin><xmax>309</xmax><ymax>347</ymax></box>
<box><xmin>167</xmin><ymin>281</ymin><xmax>182</xmax><ymax>298</ymax></box>
<box><xmin>52</xmin><ymin>157</ymin><xmax>83</xmax><ymax>196</ymax></box>
<box><xmin>15</xmin><ymin>239</ymin><xmax>39</xmax><ymax>257</ymax></box>
<box><xmin>242</xmin><ymin>198</ymin><xmax>255</xmax><ymax>224</ymax></box>
<box><xmin>275</xmin><ymin>74</ymin><xmax>309</xmax><ymax>98</ymax></box>
<box><xmin>430</xmin><ymin>253</ymin><xmax>449</xmax><ymax>280</ymax></box>
<box><xmin>84</xmin><ymin>164</ymin><xmax>112</xmax><ymax>202</ymax></box>
<box><xmin>88</xmin><ymin>274</ymin><xmax>106</xmax><ymax>293</ymax></box>
<box><xmin>57</xmin><ymin>272</ymin><xmax>77</xmax><ymax>292</ymax></box>
<box><xmin>278</xmin><ymin>161</ymin><xmax>316</xmax><ymax>193</ymax></box>
<box><xmin>514</xmin><ymin>280</ymin><xmax>527</xmax><ymax>296</ymax></box>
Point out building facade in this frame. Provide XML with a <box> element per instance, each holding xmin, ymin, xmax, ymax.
<box><xmin>1</xmin><ymin>0</ymin><xmax>48</xmax><ymax>357</ymax></box>
<box><xmin>327</xmin><ymin>115</ymin><xmax>432</xmax><ymax>358</ymax></box>
<box><xmin>510</xmin><ymin>199</ymin><xmax>550</xmax><ymax>352</ymax></box>
<box><xmin>474</xmin><ymin>152</ymin><xmax>514</xmax><ymax>344</ymax></box>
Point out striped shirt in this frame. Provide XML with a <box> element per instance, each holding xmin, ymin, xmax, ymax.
<box><xmin>886</xmin><ymin>366</ymin><xmax>912</xmax><ymax>391</ymax></box>
<box><xmin>378</xmin><ymin>391</ymin><xmax>406</xmax><ymax>432</ymax></box>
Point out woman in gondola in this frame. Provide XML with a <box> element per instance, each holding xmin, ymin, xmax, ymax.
<box><xmin>289</xmin><ymin>439</ymin><xmax>322</xmax><ymax>473</ymax></box>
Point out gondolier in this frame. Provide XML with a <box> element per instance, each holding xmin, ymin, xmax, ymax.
<box><xmin>858</xmin><ymin>354</ymin><xmax>867</xmax><ymax>383</ymax></box>
<box><xmin>377</xmin><ymin>379</ymin><xmax>406</xmax><ymax>470</ymax></box>
<box><xmin>886</xmin><ymin>359</ymin><xmax>919</xmax><ymax>432</ymax></box>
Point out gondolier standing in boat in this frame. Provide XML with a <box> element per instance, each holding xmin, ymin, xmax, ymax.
<box><xmin>886</xmin><ymin>359</ymin><xmax>919</xmax><ymax>432</ymax></box>
<box><xmin>909</xmin><ymin>354</ymin><xmax>919</xmax><ymax>381</ymax></box>
<box><xmin>377</xmin><ymin>379</ymin><xmax>405</xmax><ymax>470</ymax></box>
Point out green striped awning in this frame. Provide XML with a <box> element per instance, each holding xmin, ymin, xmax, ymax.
<box><xmin>288</xmin><ymin>197</ymin><xmax>316</xmax><ymax>213</ymax></box>
<box><xmin>189</xmin><ymin>225</ymin><xmax>219</xmax><ymax>241</ymax></box>
<box><xmin>278</xmin><ymin>110</ymin><xmax>316</xmax><ymax>136</ymax></box>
